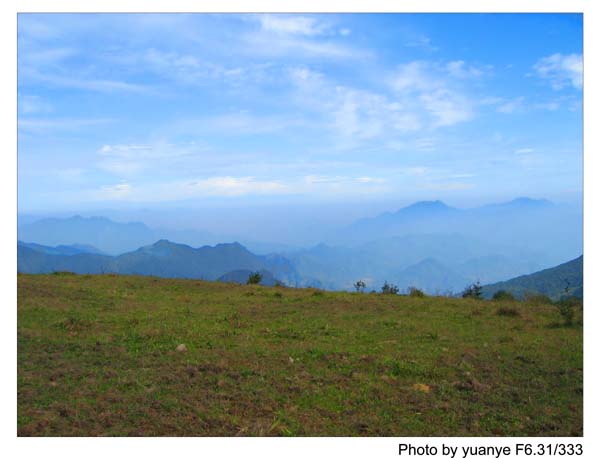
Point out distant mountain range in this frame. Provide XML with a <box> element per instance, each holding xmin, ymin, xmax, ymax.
<box><xmin>17</xmin><ymin>197</ymin><xmax>582</xmax><ymax>293</ymax></box>
<box><xmin>18</xmin><ymin>216</ymin><xmax>161</xmax><ymax>255</ymax></box>
<box><xmin>287</xmin><ymin>232</ymin><xmax>548</xmax><ymax>292</ymax></box>
<box><xmin>17</xmin><ymin>241</ymin><xmax>106</xmax><ymax>256</ymax></box>
<box><xmin>481</xmin><ymin>255</ymin><xmax>583</xmax><ymax>300</ymax></box>
<box><xmin>17</xmin><ymin>215</ymin><xmax>218</xmax><ymax>255</ymax></box>
<box><xmin>17</xmin><ymin>241</ymin><xmax>583</xmax><ymax>300</ymax></box>
<box><xmin>17</xmin><ymin>239</ymin><xmax>306</xmax><ymax>286</ymax></box>
<box><xmin>337</xmin><ymin>198</ymin><xmax>581</xmax><ymax>264</ymax></box>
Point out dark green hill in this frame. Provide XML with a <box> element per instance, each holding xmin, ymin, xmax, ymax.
<box><xmin>17</xmin><ymin>240</ymin><xmax>301</xmax><ymax>285</ymax></box>
<box><xmin>481</xmin><ymin>255</ymin><xmax>583</xmax><ymax>300</ymax></box>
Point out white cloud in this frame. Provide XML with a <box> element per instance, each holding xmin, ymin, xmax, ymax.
<box><xmin>355</xmin><ymin>176</ymin><xmax>385</xmax><ymax>183</ymax></box>
<box><xmin>404</xmin><ymin>34</ymin><xmax>437</xmax><ymax>52</ymax></box>
<box><xmin>390</xmin><ymin>61</ymin><xmax>475</xmax><ymax>127</ymax></box>
<box><xmin>97</xmin><ymin>142</ymin><xmax>206</xmax><ymax>176</ymax></box>
<box><xmin>391</xmin><ymin>61</ymin><xmax>435</xmax><ymax>92</ymax></box>
<box><xmin>258</xmin><ymin>14</ymin><xmax>328</xmax><ymax>36</ymax></box>
<box><xmin>496</xmin><ymin>97</ymin><xmax>525</xmax><ymax>114</ymax></box>
<box><xmin>534</xmin><ymin>101</ymin><xmax>560</xmax><ymax>111</ymax></box>
<box><xmin>23</xmin><ymin>69</ymin><xmax>153</xmax><ymax>94</ymax></box>
<box><xmin>18</xmin><ymin>47</ymin><xmax>76</xmax><ymax>66</ymax></box>
<box><xmin>98</xmin><ymin>182</ymin><xmax>132</xmax><ymax>199</ymax></box>
<box><xmin>18</xmin><ymin>117</ymin><xmax>114</xmax><ymax>134</ymax></box>
<box><xmin>533</xmin><ymin>53</ymin><xmax>582</xmax><ymax>90</ymax></box>
<box><xmin>421</xmin><ymin>181</ymin><xmax>474</xmax><ymax>191</ymax></box>
<box><xmin>419</xmin><ymin>89</ymin><xmax>472</xmax><ymax>126</ymax></box>
<box><xmin>18</xmin><ymin>16</ymin><xmax>60</xmax><ymax>39</ymax></box>
<box><xmin>186</xmin><ymin>176</ymin><xmax>287</xmax><ymax>197</ymax></box>
<box><xmin>303</xmin><ymin>175</ymin><xmax>385</xmax><ymax>185</ymax></box>
<box><xmin>404</xmin><ymin>167</ymin><xmax>429</xmax><ymax>176</ymax></box>
<box><xmin>445</xmin><ymin>60</ymin><xmax>484</xmax><ymax>79</ymax></box>
<box><xmin>244</xmin><ymin>16</ymin><xmax>365</xmax><ymax>60</ymax></box>
<box><xmin>284</xmin><ymin>60</ymin><xmax>482</xmax><ymax>151</ymax></box>
<box><xmin>90</xmin><ymin>173</ymin><xmax>392</xmax><ymax>203</ymax></box>
<box><xmin>18</xmin><ymin>95</ymin><xmax>52</xmax><ymax>114</ymax></box>
<box><xmin>515</xmin><ymin>148</ymin><xmax>534</xmax><ymax>155</ymax></box>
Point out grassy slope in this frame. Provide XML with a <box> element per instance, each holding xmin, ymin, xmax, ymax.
<box><xmin>18</xmin><ymin>273</ymin><xmax>582</xmax><ymax>437</ymax></box>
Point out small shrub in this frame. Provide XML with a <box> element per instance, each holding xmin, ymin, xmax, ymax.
<box><xmin>353</xmin><ymin>280</ymin><xmax>366</xmax><ymax>293</ymax></box>
<box><xmin>381</xmin><ymin>281</ymin><xmax>399</xmax><ymax>295</ymax></box>
<box><xmin>496</xmin><ymin>307</ymin><xmax>520</xmax><ymax>317</ymax></box>
<box><xmin>492</xmin><ymin>290</ymin><xmax>515</xmax><ymax>301</ymax></box>
<box><xmin>555</xmin><ymin>301</ymin><xmax>575</xmax><ymax>326</ymax></box>
<box><xmin>52</xmin><ymin>271</ymin><xmax>76</xmax><ymax>276</ymax></box>
<box><xmin>462</xmin><ymin>281</ymin><xmax>483</xmax><ymax>299</ymax></box>
<box><xmin>554</xmin><ymin>296</ymin><xmax>582</xmax><ymax>326</ymax></box>
<box><xmin>408</xmin><ymin>286</ymin><xmax>426</xmax><ymax>298</ymax></box>
<box><xmin>247</xmin><ymin>271</ymin><xmax>262</xmax><ymax>285</ymax></box>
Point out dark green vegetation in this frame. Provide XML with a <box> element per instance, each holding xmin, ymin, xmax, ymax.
<box><xmin>462</xmin><ymin>281</ymin><xmax>483</xmax><ymax>300</ymax></box>
<box><xmin>481</xmin><ymin>256</ymin><xmax>583</xmax><ymax>301</ymax></box>
<box><xmin>492</xmin><ymin>290</ymin><xmax>516</xmax><ymax>302</ymax></box>
<box><xmin>18</xmin><ymin>274</ymin><xmax>582</xmax><ymax>436</ymax></box>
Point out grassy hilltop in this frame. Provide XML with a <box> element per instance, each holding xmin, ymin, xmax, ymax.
<box><xmin>18</xmin><ymin>273</ymin><xmax>582</xmax><ymax>436</ymax></box>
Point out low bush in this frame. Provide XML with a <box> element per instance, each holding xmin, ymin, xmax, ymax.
<box><xmin>247</xmin><ymin>272</ymin><xmax>262</xmax><ymax>285</ymax></box>
<box><xmin>554</xmin><ymin>296</ymin><xmax>582</xmax><ymax>326</ymax></box>
<box><xmin>496</xmin><ymin>306</ymin><xmax>520</xmax><ymax>317</ymax></box>
<box><xmin>524</xmin><ymin>292</ymin><xmax>553</xmax><ymax>305</ymax></box>
<box><xmin>381</xmin><ymin>281</ymin><xmax>399</xmax><ymax>295</ymax></box>
<box><xmin>462</xmin><ymin>281</ymin><xmax>483</xmax><ymax>299</ymax></box>
<box><xmin>408</xmin><ymin>286</ymin><xmax>426</xmax><ymax>298</ymax></box>
<box><xmin>353</xmin><ymin>280</ymin><xmax>366</xmax><ymax>293</ymax></box>
<box><xmin>492</xmin><ymin>290</ymin><xmax>515</xmax><ymax>301</ymax></box>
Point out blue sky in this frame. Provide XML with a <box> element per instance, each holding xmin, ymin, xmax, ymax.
<box><xmin>17</xmin><ymin>13</ymin><xmax>583</xmax><ymax>213</ymax></box>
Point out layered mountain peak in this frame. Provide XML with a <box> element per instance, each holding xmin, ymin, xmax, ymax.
<box><xmin>396</xmin><ymin>200</ymin><xmax>455</xmax><ymax>215</ymax></box>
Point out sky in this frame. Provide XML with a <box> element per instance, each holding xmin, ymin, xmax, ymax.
<box><xmin>17</xmin><ymin>13</ymin><xmax>583</xmax><ymax>215</ymax></box>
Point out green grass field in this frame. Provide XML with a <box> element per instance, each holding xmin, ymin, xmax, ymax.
<box><xmin>17</xmin><ymin>273</ymin><xmax>583</xmax><ymax>436</ymax></box>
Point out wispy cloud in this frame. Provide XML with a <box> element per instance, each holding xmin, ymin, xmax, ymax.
<box><xmin>533</xmin><ymin>53</ymin><xmax>582</xmax><ymax>90</ymax></box>
<box><xmin>97</xmin><ymin>142</ymin><xmax>206</xmax><ymax>176</ymax></box>
<box><xmin>24</xmin><ymin>71</ymin><xmax>153</xmax><ymax>94</ymax></box>
<box><xmin>99</xmin><ymin>182</ymin><xmax>133</xmax><ymax>199</ymax></box>
<box><xmin>390</xmin><ymin>61</ymin><xmax>477</xmax><ymax>127</ymax></box>
<box><xmin>404</xmin><ymin>34</ymin><xmax>438</xmax><ymax>52</ymax></box>
<box><xmin>243</xmin><ymin>15</ymin><xmax>367</xmax><ymax>60</ymax></box>
<box><xmin>18</xmin><ymin>117</ymin><xmax>115</xmax><ymax>134</ymax></box>
<box><xmin>445</xmin><ymin>60</ymin><xmax>484</xmax><ymax>79</ymax></box>
<box><xmin>496</xmin><ymin>96</ymin><xmax>525</xmax><ymax>114</ymax></box>
<box><xmin>18</xmin><ymin>95</ymin><xmax>52</xmax><ymax>114</ymax></box>
<box><xmin>515</xmin><ymin>147</ymin><xmax>534</xmax><ymax>155</ymax></box>
<box><xmin>257</xmin><ymin>14</ymin><xmax>329</xmax><ymax>36</ymax></box>
<box><xmin>91</xmin><ymin>172</ymin><xmax>391</xmax><ymax>203</ymax></box>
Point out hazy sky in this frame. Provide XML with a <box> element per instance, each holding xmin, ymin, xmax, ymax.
<box><xmin>18</xmin><ymin>13</ymin><xmax>582</xmax><ymax>213</ymax></box>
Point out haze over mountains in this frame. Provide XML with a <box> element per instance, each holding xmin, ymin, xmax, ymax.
<box><xmin>17</xmin><ymin>197</ymin><xmax>582</xmax><ymax>294</ymax></box>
